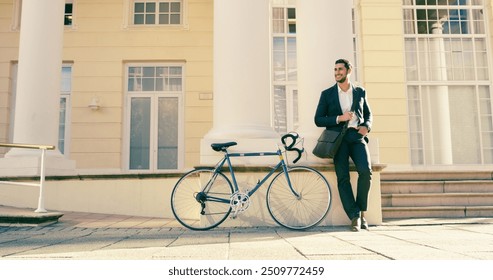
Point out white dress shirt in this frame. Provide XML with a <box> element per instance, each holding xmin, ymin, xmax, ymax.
<box><xmin>337</xmin><ymin>84</ymin><xmax>358</xmax><ymax>128</ymax></box>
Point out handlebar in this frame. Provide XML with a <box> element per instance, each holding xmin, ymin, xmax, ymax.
<box><xmin>281</xmin><ymin>132</ymin><xmax>304</xmax><ymax>164</ymax></box>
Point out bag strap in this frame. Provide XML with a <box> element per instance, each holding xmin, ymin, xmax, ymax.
<box><xmin>341</xmin><ymin>120</ymin><xmax>349</xmax><ymax>134</ymax></box>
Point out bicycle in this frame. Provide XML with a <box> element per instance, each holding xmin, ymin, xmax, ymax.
<box><xmin>170</xmin><ymin>132</ymin><xmax>332</xmax><ymax>231</ymax></box>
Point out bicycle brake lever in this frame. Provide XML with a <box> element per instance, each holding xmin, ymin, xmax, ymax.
<box><xmin>292</xmin><ymin>147</ymin><xmax>303</xmax><ymax>164</ymax></box>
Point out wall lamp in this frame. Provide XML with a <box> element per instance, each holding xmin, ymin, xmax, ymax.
<box><xmin>88</xmin><ymin>96</ymin><xmax>101</xmax><ymax>111</ymax></box>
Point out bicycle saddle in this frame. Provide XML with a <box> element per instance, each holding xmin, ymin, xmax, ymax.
<box><xmin>211</xmin><ymin>142</ymin><xmax>237</xmax><ymax>152</ymax></box>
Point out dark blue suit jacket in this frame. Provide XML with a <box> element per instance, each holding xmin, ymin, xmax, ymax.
<box><xmin>314</xmin><ymin>83</ymin><xmax>373</xmax><ymax>133</ymax></box>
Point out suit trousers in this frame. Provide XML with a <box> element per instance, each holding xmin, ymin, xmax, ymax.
<box><xmin>333</xmin><ymin>128</ymin><xmax>372</xmax><ymax>221</ymax></box>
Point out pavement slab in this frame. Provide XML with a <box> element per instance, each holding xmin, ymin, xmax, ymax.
<box><xmin>1</xmin><ymin>206</ymin><xmax>493</xmax><ymax>266</ymax></box>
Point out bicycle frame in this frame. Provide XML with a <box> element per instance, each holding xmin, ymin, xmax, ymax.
<box><xmin>205</xmin><ymin>147</ymin><xmax>300</xmax><ymax>203</ymax></box>
<box><xmin>171</xmin><ymin>132</ymin><xmax>331</xmax><ymax>230</ymax></box>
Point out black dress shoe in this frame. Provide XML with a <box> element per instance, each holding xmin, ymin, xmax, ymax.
<box><xmin>350</xmin><ymin>217</ymin><xmax>360</xmax><ymax>232</ymax></box>
<box><xmin>361</xmin><ymin>217</ymin><xmax>369</xmax><ymax>230</ymax></box>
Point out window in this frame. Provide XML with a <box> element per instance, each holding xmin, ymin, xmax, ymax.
<box><xmin>403</xmin><ymin>0</ymin><xmax>492</xmax><ymax>164</ymax></box>
<box><xmin>133</xmin><ymin>0</ymin><xmax>182</xmax><ymax>25</ymax></box>
<box><xmin>125</xmin><ymin>63</ymin><xmax>184</xmax><ymax>171</ymax></box>
<box><xmin>11</xmin><ymin>0</ymin><xmax>22</xmax><ymax>30</ymax></box>
<box><xmin>403</xmin><ymin>0</ymin><xmax>484</xmax><ymax>35</ymax></box>
<box><xmin>64</xmin><ymin>0</ymin><xmax>74</xmax><ymax>26</ymax></box>
<box><xmin>351</xmin><ymin>7</ymin><xmax>360</xmax><ymax>82</ymax></box>
<box><xmin>59</xmin><ymin>66</ymin><xmax>72</xmax><ymax>155</ymax></box>
<box><xmin>271</xmin><ymin>4</ymin><xmax>298</xmax><ymax>134</ymax></box>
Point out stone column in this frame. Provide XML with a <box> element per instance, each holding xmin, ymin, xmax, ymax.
<box><xmin>0</xmin><ymin>0</ymin><xmax>75</xmax><ymax>175</ymax></box>
<box><xmin>201</xmin><ymin>0</ymin><xmax>278</xmax><ymax>165</ymax></box>
<box><xmin>428</xmin><ymin>21</ymin><xmax>453</xmax><ymax>164</ymax></box>
<box><xmin>295</xmin><ymin>0</ymin><xmax>354</xmax><ymax>163</ymax></box>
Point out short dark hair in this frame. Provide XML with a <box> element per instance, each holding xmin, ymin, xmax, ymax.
<box><xmin>335</xmin><ymin>59</ymin><xmax>352</xmax><ymax>70</ymax></box>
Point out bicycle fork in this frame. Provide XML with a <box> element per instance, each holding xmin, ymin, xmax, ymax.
<box><xmin>280</xmin><ymin>160</ymin><xmax>302</xmax><ymax>200</ymax></box>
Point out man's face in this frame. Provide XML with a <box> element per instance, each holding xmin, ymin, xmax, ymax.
<box><xmin>334</xmin><ymin>63</ymin><xmax>350</xmax><ymax>83</ymax></box>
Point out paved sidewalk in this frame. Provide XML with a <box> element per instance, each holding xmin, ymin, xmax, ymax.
<box><xmin>1</xmin><ymin>205</ymin><xmax>493</xmax><ymax>261</ymax></box>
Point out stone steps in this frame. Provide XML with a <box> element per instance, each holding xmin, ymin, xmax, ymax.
<box><xmin>382</xmin><ymin>193</ymin><xmax>493</xmax><ymax>207</ymax></box>
<box><xmin>381</xmin><ymin>180</ymin><xmax>493</xmax><ymax>194</ymax></box>
<box><xmin>381</xmin><ymin>171</ymin><xmax>493</xmax><ymax>219</ymax></box>
<box><xmin>382</xmin><ymin>206</ymin><xmax>493</xmax><ymax>219</ymax></box>
<box><xmin>381</xmin><ymin>170</ymin><xmax>493</xmax><ymax>181</ymax></box>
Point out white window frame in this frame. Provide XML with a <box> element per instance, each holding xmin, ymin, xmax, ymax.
<box><xmin>123</xmin><ymin>62</ymin><xmax>185</xmax><ymax>172</ymax></box>
<box><xmin>123</xmin><ymin>0</ymin><xmax>189</xmax><ymax>29</ymax></box>
<box><xmin>59</xmin><ymin>64</ymin><xmax>72</xmax><ymax>157</ymax></box>
<box><xmin>8</xmin><ymin>63</ymin><xmax>18</xmax><ymax>143</ymax></box>
<box><xmin>403</xmin><ymin>0</ymin><xmax>493</xmax><ymax>165</ymax></box>
<box><xmin>64</xmin><ymin>0</ymin><xmax>77</xmax><ymax>29</ymax></box>
<box><xmin>271</xmin><ymin>3</ymin><xmax>298</xmax><ymax>134</ymax></box>
<box><xmin>10</xmin><ymin>0</ymin><xmax>22</xmax><ymax>31</ymax></box>
<box><xmin>352</xmin><ymin>4</ymin><xmax>361</xmax><ymax>83</ymax></box>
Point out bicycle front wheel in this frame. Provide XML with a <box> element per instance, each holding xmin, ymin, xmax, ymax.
<box><xmin>266</xmin><ymin>166</ymin><xmax>331</xmax><ymax>230</ymax></box>
<box><xmin>171</xmin><ymin>168</ymin><xmax>233</xmax><ymax>230</ymax></box>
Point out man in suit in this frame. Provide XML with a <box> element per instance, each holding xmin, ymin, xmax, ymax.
<box><xmin>314</xmin><ymin>58</ymin><xmax>373</xmax><ymax>231</ymax></box>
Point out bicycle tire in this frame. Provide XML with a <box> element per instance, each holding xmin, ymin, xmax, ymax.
<box><xmin>266</xmin><ymin>166</ymin><xmax>331</xmax><ymax>230</ymax></box>
<box><xmin>171</xmin><ymin>168</ymin><xmax>234</xmax><ymax>230</ymax></box>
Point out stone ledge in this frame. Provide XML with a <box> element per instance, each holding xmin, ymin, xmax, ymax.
<box><xmin>0</xmin><ymin>172</ymin><xmax>183</xmax><ymax>182</ymax></box>
<box><xmin>196</xmin><ymin>163</ymin><xmax>387</xmax><ymax>173</ymax></box>
<box><xmin>0</xmin><ymin>163</ymin><xmax>386</xmax><ymax>182</ymax></box>
<box><xmin>0</xmin><ymin>206</ymin><xmax>64</xmax><ymax>225</ymax></box>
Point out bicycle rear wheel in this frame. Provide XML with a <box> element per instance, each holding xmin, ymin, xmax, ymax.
<box><xmin>171</xmin><ymin>168</ymin><xmax>233</xmax><ymax>230</ymax></box>
<box><xmin>266</xmin><ymin>166</ymin><xmax>331</xmax><ymax>230</ymax></box>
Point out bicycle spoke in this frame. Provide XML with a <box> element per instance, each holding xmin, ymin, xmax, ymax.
<box><xmin>171</xmin><ymin>168</ymin><xmax>233</xmax><ymax>230</ymax></box>
<box><xmin>267</xmin><ymin>166</ymin><xmax>331</xmax><ymax>230</ymax></box>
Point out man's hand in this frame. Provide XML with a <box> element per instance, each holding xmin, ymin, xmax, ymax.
<box><xmin>357</xmin><ymin>126</ymin><xmax>369</xmax><ymax>136</ymax></box>
<box><xmin>340</xmin><ymin>111</ymin><xmax>354</xmax><ymax>122</ymax></box>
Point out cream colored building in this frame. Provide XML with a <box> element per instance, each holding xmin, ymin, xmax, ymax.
<box><xmin>0</xmin><ymin>0</ymin><xmax>492</xmax><ymax>224</ymax></box>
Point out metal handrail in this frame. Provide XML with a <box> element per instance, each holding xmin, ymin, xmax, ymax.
<box><xmin>0</xmin><ymin>143</ymin><xmax>56</xmax><ymax>213</ymax></box>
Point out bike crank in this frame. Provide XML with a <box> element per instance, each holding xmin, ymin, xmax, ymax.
<box><xmin>230</xmin><ymin>192</ymin><xmax>251</xmax><ymax>219</ymax></box>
